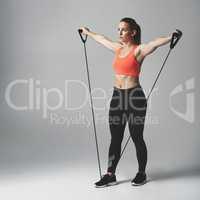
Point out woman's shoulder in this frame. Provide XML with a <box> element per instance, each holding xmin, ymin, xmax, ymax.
<box><xmin>113</xmin><ymin>42</ymin><xmax>123</xmax><ymax>52</ymax></box>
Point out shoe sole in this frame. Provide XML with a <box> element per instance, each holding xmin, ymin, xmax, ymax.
<box><xmin>95</xmin><ymin>181</ymin><xmax>118</xmax><ymax>188</ymax></box>
<box><xmin>131</xmin><ymin>179</ymin><xmax>148</xmax><ymax>186</ymax></box>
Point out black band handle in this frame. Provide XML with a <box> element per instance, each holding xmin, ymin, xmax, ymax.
<box><xmin>78</xmin><ymin>29</ymin><xmax>88</xmax><ymax>43</ymax></box>
<box><xmin>170</xmin><ymin>29</ymin><xmax>183</xmax><ymax>49</ymax></box>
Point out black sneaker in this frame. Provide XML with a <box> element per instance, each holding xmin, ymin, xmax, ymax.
<box><xmin>131</xmin><ymin>172</ymin><xmax>147</xmax><ymax>186</ymax></box>
<box><xmin>94</xmin><ymin>173</ymin><xmax>117</xmax><ymax>188</ymax></box>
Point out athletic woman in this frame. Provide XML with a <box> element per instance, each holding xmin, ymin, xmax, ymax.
<box><xmin>79</xmin><ymin>17</ymin><xmax>175</xmax><ymax>187</ymax></box>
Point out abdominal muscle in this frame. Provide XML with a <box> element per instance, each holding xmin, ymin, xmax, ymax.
<box><xmin>114</xmin><ymin>74</ymin><xmax>140</xmax><ymax>89</ymax></box>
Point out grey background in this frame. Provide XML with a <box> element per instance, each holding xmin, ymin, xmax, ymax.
<box><xmin>0</xmin><ymin>0</ymin><xmax>199</xmax><ymax>191</ymax></box>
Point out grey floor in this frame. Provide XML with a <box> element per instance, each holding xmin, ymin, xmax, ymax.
<box><xmin>0</xmin><ymin>162</ymin><xmax>199</xmax><ymax>200</ymax></box>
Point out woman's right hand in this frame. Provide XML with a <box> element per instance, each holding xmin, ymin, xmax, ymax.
<box><xmin>79</xmin><ymin>27</ymin><xmax>90</xmax><ymax>35</ymax></box>
<box><xmin>172</xmin><ymin>29</ymin><xmax>182</xmax><ymax>39</ymax></box>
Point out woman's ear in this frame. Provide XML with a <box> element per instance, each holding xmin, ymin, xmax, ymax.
<box><xmin>131</xmin><ymin>30</ymin><xmax>137</xmax><ymax>37</ymax></box>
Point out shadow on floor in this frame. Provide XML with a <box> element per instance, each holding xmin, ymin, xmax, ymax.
<box><xmin>148</xmin><ymin>167</ymin><xmax>200</xmax><ymax>181</ymax></box>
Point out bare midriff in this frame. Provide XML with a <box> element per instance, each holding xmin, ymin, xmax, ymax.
<box><xmin>114</xmin><ymin>74</ymin><xmax>140</xmax><ymax>89</ymax></box>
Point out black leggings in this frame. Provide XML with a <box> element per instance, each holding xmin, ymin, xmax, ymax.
<box><xmin>107</xmin><ymin>84</ymin><xmax>147</xmax><ymax>174</ymax></box>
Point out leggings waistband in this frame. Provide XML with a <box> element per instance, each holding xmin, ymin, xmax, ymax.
<box><xmin>113</xmin><ymin>84</ymin><xmax>142</xmax><ymax>92</ymax></box>
<box><xmin>113</xmin><ymin>84</ymin><xmax>146</xmax><ymax>100</ymax></box>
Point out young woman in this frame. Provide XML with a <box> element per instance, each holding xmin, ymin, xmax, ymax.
<box><xmin>79</xmin><ymin>17</ymin><xmax>173</xmax><ymax>187</ymax></box>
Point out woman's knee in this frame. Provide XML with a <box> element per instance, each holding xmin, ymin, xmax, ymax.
<box><xmin>131</xmin><ymin>136</ymin><xmax>145</xmax><ymax>146</ymax></box>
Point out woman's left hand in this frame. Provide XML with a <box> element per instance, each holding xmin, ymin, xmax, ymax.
<box><xmin>79</xmin><ymin>27</ymin><xmax>90</xmax><ymax>35</ymax></box>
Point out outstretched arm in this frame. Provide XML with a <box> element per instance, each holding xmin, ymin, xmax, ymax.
<box><xmin>79</xmin><ymin>27</ymin><xmax>122</xmax><ymax>52</ymax></box>
<box><xmin>140</xmin><ymin>34</ymin><xmax>173</xmax><ymax>57</ymax></box>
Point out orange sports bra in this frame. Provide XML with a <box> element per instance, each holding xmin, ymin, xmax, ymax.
<box><xmin>112</xmin><ymin>45</ymin><xmax>141</xmax><ymax>77</ymax></box>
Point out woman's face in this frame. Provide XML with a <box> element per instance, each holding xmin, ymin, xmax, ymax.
<box><xmin>117</xmin><ymin>21</ymin><xmax>135</xmax><ymax>44</ymax></box>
